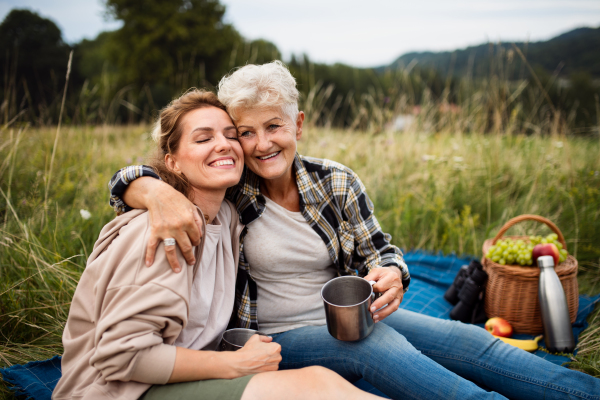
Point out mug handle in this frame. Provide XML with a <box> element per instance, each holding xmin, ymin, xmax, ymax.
<box><xmin>368</xmin><ymin>280</ymin><xmax>382</xmax><ymax>302</ymax></box>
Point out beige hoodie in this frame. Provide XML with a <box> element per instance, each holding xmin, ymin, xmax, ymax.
<box><xmin>52</xmin><ymin>201</ymin><xmax>242</xmax><ymax>400</ymax></box>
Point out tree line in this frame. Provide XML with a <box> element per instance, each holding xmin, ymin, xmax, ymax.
<box><xmin>1</xmin><ymin>1</ymin><xmax>599</xmax><ymax>132</ymax></box>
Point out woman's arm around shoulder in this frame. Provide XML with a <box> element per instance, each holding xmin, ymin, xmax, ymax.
<box><xmin>108</xmin><ymin>165</ymin><xmax>203</xmax><ymax>272</ymax></box>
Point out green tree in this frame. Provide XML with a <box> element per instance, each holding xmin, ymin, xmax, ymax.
<box><xmin>0</xmin><ymin>9</ymin><xmax>71</xmax><ymax>122</ymax></box>
<box><xmin>229</xmin><ymin>39</ymin><xmax>282</xmax><ymax>69</ymax></box>
<box><xmin>105</xmin><ymin>0</ymin><xmax>241</xmax><ymax>91</ymax></box>
<box><xmin>73</xmin><ymin>32</ymin><xmax>118</xmax><ymax>85</ymax></box>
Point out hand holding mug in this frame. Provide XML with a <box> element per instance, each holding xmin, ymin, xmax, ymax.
<box><xmin>364</xmin><ymin>266</ymin><xmax>404</xmax><ymax>322</ymax></box>
<box><xmin>232</xmin><ymin>334</ymin><xmax>281</xmax><ymax>376</ymax></box>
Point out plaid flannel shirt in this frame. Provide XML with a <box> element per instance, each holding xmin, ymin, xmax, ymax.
<box><xmin>108</xmin><ymin>165</ymin><xmax>153</xmax><ymax>215</ymax></box>
<box><xmin>109</xmin><ymin>154</ymin><xmax>410</xmax><ymax>330</ymax></box>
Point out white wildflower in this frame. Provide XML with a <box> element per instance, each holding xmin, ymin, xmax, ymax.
<box><xmin>554</xmin><ymin>141</ymin><xmax>563</xmax><ymax>148</ymax></box>
<box><xmin>422</xmin><ymin>154</ymin><xmax>436</xmax><ymax>162</ymax></box>
<box><xmin>453</xmin><ymin>156</ymin><xmax>464</xmax><ymax>163</ymax></box>
<box><xmin>80</xmin><ymin>209</ymin><xmax>92</xmax><ymax>220</ymax></box>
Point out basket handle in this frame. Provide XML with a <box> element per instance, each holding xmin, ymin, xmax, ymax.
<box><xmin>491</xmin><ymin>214</ymin><xmax>567</xmax><ymax>250</ymax></box>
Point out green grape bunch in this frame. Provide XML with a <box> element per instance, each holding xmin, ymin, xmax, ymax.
<box><xmin>485</xmin><ymin>233</ymin><xmax>569</xmax><ymax>266</ymax></box>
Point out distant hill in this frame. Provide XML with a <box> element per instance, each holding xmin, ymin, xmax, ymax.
<box><xmin>380</xmin><ymin>27</ymin><xmax>600</xmax><ymax>79</ymax></box>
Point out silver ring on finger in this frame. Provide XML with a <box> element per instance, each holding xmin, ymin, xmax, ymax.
<box><xmin>164</xmin><ymin>238</ymin><xmax>176</xmax><ymax>247</ymax></box>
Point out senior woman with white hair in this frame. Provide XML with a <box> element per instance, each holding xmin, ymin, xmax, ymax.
<box><xmin>108</xmin><ymin>62</ymin><xmax>600</xmax><ymax>400</ymax></box>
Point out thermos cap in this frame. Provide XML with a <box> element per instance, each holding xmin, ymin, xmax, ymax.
<box><xmin>537</xmin><ymin>255</ymin><xmax>555</xmax><ymax>268</ymax></box>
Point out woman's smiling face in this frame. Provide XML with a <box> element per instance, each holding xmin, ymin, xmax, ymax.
<box><xmin>166</xmin><ymin>106</ymin><xmax>244</xmax><ymax>193</ymax></box>
<box><xmin>235</xmin><ymin>107</ymin><xmax>304</xmax><ymax>181</ymax></box>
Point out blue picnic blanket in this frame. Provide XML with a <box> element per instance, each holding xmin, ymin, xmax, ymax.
<box><xmin>2</xmin><ymin>251</ymin><xmax>599</xmax><ymax>400</ymax></box>
<box><xmin>401</xmin><ymin>251</ymin><xmax>600</xmax><ymax>363</ymax></box>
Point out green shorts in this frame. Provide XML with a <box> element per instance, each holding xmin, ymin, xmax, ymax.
<box><xmin>140</xmin><ymin>374</ymin><xmax>254</xmax><ymax>400</ymax></box>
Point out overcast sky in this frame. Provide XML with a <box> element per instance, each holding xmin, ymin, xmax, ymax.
<box><xmin>1</xmin><ymin>0</ymin><xmax>599</xmax><ymax>67</ymax></box>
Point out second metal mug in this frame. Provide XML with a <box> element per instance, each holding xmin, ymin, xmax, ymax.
<box><xmin>219</xmin><ymin>328</ymin><xmax>266</xmax><ymax>351</ymax></box>
<box><xmin>321</xmin><ymin>276</ymin><xmax>379</xmax><ymax>341</ymax></box>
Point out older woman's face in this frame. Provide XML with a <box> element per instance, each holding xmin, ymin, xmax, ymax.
<box><xmin>167</xmin><ymin>106</ymin><xmax>244</xmax><ymax>192</ymax></box>
<box><xmin>236</xmin><ymin>107</ymin><xmax>304</xmax><ymax>181</ymax></box>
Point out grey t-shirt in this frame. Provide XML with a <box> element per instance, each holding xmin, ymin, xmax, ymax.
<box><xmin>174</xmin><ymin>202</ymin><xmax>236</xmax><ymax>351</ymax></box>
<box><xmin>243</xmin><ymin>197</ymin><xmax>336</xmax><ymax>334</ymax></box>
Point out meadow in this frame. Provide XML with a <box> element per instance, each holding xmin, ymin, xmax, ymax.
<box><xmin>1</xmin><ymin>121</ymin><xmax>600</xmax><ymax>397</ymax></box>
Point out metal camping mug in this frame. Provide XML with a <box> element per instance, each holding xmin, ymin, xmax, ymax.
<box><xmin>219</xmin><ymin>328</ymin><xmax>266</xmax><ymax>351</ymax></box>
<box><xmin>321</xmin><ymin>276</ymin><xmax>380</xmax><ymax>341</ymax></box>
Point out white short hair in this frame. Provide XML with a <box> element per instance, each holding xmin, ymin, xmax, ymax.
<box><xmin>217</xmin><ymin>60</ymin><xmax>299</xmax><ymax>123</ymax></box>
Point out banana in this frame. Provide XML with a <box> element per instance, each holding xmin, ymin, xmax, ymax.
<box><xmin>493</xmin><ymin>335</ymin><xmax>543</xmax><ymax>352</ymax></box>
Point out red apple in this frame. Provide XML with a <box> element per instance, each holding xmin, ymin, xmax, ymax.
<box><xmin>532</xmin><ymin>243</ymin><xmax>560</xmax><ymax>266</ymax></box>
<box><xmin>485</xmin><ymin>317</ymin><xmax>513</xmax><ymax>337</ymax></box>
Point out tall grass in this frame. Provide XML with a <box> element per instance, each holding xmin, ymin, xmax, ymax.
<box><xmin>299</xmin><ymin>129</ymin><xmax>600</xmax><ymax>273</ymax></box>
<box><xmin>6</xmin><ymin>41</ymin><xmax>598</xmax><ymax>136</ymax></box>
<box><xmin>293</xmin><ymin>46</ymin><xmax>599</xmax><ymax>135</ymax></box>
<box><xmin>1</xmin><ymin>121</ymin><xmax>599</xmax><ymax>398</ymax></box>
<box><xmin>0</xmin><ymin>125</ymin><xmax>153</xmax><ymax>388</ymax></box>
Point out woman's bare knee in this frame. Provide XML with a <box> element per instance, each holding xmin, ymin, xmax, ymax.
<box><xmin>241</xmin><ymin>368</ymin><xmax>329</xmax><ymax>400</ymax></box>
<box><xmin>241</xmin><ymin>367</ymin><xmax>383</xmax><ymax>400</ymax></box>
<box><xmin>241</xmin><ymin>370</ymin><xmax>298</xmax><ymax>400</ymax></box>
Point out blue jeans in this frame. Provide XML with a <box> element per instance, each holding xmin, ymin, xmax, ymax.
<box><xmin>271</xmin><ymin>309</ymin><xmax>600</xmax><ymax>400</ymax></box>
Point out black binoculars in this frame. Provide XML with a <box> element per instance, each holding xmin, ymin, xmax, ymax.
<box><xmin>444</xmin><ymin>260</ymin><xmax>488</xmax><ymax>324</ymax></box>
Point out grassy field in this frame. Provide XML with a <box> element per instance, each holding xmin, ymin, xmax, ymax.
<box><xmin>1</xmin><ymin>123</ymin><xmax>600</xmax><ymax>397</ymax></box>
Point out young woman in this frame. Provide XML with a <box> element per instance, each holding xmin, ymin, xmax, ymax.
<box><xmin>108</xmin><ymin>63</ymin><xmax>600</xmax><ymax>400</ymax></box>
<box><xmin>53</xmin><ymin>90</ymin><xmax>383</xmax><ymax>400</ymax></box>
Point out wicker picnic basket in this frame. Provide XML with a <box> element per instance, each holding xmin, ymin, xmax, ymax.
<box><xmin>481</xmin><ymin>214</ymin><xmax>578</xmax><ymax>334</ymax></box>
